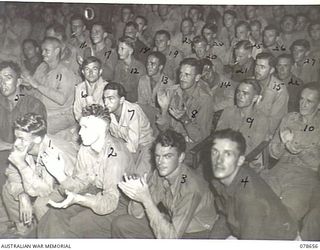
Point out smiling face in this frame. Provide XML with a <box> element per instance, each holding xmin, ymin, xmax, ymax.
<box><xmin>41</xmin><ymin>41</ymin><xmax>59</xmax><ymax>64</ymax></box>
<box><xmin>154</xmin><ymin>143</ymin><xmax>183</xmax><ymax>177</ymax></box>
<box><xmin>155</xmin><ymin>34</ymin><xmax>169</xmax><ymax>52</ymax></box>
<box><xmin>91</xmin><ymin>24</ymin><xmax>105</xmax><ymax>45</ymax></box>
<box><xmin>82</xmin><ymin>61</ymin><xmax>102</xmax><ymax>83</ymax></box>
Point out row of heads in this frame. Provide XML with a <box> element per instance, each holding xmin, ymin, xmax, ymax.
<box><xmin>14</xmin><ymin>107</ymin><xmax>246</xmax><ymax>157</ymax></box>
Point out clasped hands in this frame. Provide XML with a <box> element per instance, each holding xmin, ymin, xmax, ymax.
<box><xmin>118</xmin><ymin>173</ymin><xmax>151</xmax><ymax>204</ymax></box>
<box><xmin>280</xmin><ymin>128</ymin><xmax>302</xmax><ymax>154</ymax></box>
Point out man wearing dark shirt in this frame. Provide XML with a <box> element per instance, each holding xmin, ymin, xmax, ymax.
<box><xmin>209</xmin><ymin>129</ymin><xmax>297</xmax><ymax>240</ymax></box>
<box><xmin>0</xmin><ymin>61</ymin><xmax>47</xmax><ymax>190</ymax></box>
<box><xmin>112</xmin><ymin>129</ymin><xmax>216</xmax><ymax>239</ymax></box>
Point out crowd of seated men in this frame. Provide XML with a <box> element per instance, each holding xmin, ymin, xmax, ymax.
<box><xmin>0</xmin><ymin>2</ymin><xmax>319</xmax><ymax>240</ymax></box>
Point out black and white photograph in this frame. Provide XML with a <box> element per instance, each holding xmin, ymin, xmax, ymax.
<box><xmin>0</xmin><ymin>0</ymin><xmax>319</xmax><ymax>248</ymax></box>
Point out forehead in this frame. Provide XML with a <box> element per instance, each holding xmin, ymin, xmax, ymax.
<box><xmin>135</xmin><ymin>17</ymin><xmax>145</xmax><ymax>24</ymax></box>
<box><xmin>182</xmin><ymin>20</ymin><xmax>192</xmax><ymax>26</ymax></box>
<box><xmin>71</xmin><ymin>19</ymin><xmax>84</xmax><ymax>26</ymax></box>
<box><xmin>203</xmin><ymin>28</ymin><xmax>213</xmax><ymax>34</ymax></box>
<box><xmin>301</xmin><ymin>88</ymin><xmax>320</xmax><ymax>101</ymax></box>
<box><xmin>0</xmin><ymin>66</ymin><xmax>17</xmax><ymax>77</ymax></box>
<box><xmin>293</xmin><ymin>45</ymin><xmax>307</xmax><ymax>51</ymax></box>
<box><xmin>92</xmin><ymin>24</ymin><xmax>104</xmax><ymax>31</ymax></box>
<box><xmin>147</xmin><ymin>55</ymin><xmax>160</xmax><ymax>63</ymax></box>
<box><xmin>264</xmin><ymin>29</ymin><xmax>277</xmax><ymax>35</ymax></box>
<box><xmin>235</xmin><ymin>47</ymin><xmax>249</xmax><ymax>54</ymax></box>
<box><xmin>277</xmin><ymin>57</ymin><xmax>291</xmax><ymax>64</ymax></box>
<box><xmin>118</xmin><ymin>42</ymin><xmax>130</xmax><ymax>49</ymax></box>
<box><xmin>125</xmin><ymin>25</ymin><xmax>136</xmax><ymax>31</ymax></box>
<box><xmin>256</xmin><ymin>58</ymin><xmax>270</xmax><ymax>66</ymax></box>
<box><xmin>155</xmin><ymin>34</ymin><xmax>168</xmax><ymax>41</ymax></box>
<box><xmin>14</xmin><ymin>129</ymin><xmax>33</xmax><ymax>139</ymax></box>
<box><xmin>83</xmin><ymin>61</ymin><xmax>100</xmax><ymax>69</ymax></box>
<box><xmin>80</xmin><ymin>116</ymin><xmax>104</xmax><ymax>127</ymax></box>
<box><xmin>194</xmin><ymin>41</ymin><xmax>206</xmax><ymax>48</ymax></box>
<box><xmin>103</xmin><ymin>89</ymin><xmax>119</xmax><ymax>98</ymax></box>
<box><xmin>283</xmin><ymin>17</ymin><xmax>295</xmax><ymax>23</ymax></box>
<box><xmin>237</xmin><ymin>83</ymin><xmax>254</xmax><ymax>93</ymax></box>
<box><xmin>23</xmin><ymin>42</ymin><xmax>36</xmax><ymax>48</ymax></box>
<box><xmin>212</xmin><ymin>138</ymin><xmax>240</xmax><ymax>153</ymax></box>
<box><xmin>42</xmin><ymin>41</ymin><xmax>55</xmax><ymax>49</ymax></box>
<box><xmin>237</xmin><ymin>25</ymin><xmax>248</xmax><ymax>31</ymax></box>
<box><xmin>155</xmin><ymin>144</ymin><xmax>178</xmax><ymax>155</ymax></box>
<box><xmin>180</xmin><ymin>64</ymin><xmax>196</xmax><ymax>74</ymax></box>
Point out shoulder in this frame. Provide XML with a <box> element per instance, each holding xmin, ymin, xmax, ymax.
<box><xmin>179</xmin><ymin>165</ymin><xmax>210</xmax><ymax>195</ymax></box>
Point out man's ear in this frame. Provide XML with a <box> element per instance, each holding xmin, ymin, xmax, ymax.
<box><xmin>103</xmin><ymin>32</ymin><xmax>108</xmax><ymax>39</ymax></box>
<box><xmin>167</xmin><ymin>40</ymin><xmax>171</xmax><ymax>47</ymax></box>
<box><xmin>252</xmin><ymin>94</ymin><xmax>259</xmax><ymax>104</ymax></box>
<box><xmin>237</xmin><ymin>155</ymin><xmax>245</xmax><ymax>167</ymax></box>
<box><xmin>178</xmin><ymin>152</ymin><xmax>185</xmax><ymax>163</ymax></box>
<box><xmin>270</xmin><ymin>67</ymin><xmax>275</xmax><ymax>75</ymax></box>
<box><xmin>119</xmin><ymin>96</ymin><xmax>125</xmax><ymax>104</ymax></box>
<box><xmin>159</xmin><ymin>65</ymin><xmax>164</xmax><ymax>72</ymax></box>
<box><xmin>33</xmin><ymin>136</ymin><xmax>42</xmax><ymax>144</ymax></box>
<box><xmin>142</xmin><ymin>25</ymin><xmax>147</xmax><ymax>32</ymax></box>
<box><xmin>195</xmin><ymin>74</ymin><xmax>201</xmax><ymax>82</ymax></box>
<box><xmin>54</xmin><ymin>47</ymin><xmax>61</xmax><ymax>56</ymax></box>
<box><xmin>16</xmin><ymin>78</ymin><xmax>22</xmax><ymax>88</ymax></box>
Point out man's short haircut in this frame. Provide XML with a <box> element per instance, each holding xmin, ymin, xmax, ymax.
<box><xmin>154</xmin><ymin>129</ymin><xmax>186</xmax><ymax>155</ymax></box>
<box><xmin>263</xmin><ymin>24</ymin><xmax>280</xmax><ymax>36</ymax></box>
<box><xmin>22</xmin><ymin>39</ymin><xmax>40</xmax><ymax>50</ymax></box>
<box><xmin>249</xmin><ymin>20</ymin><xmax>262</xmax><ymax>30</ymax></box>
<box><xmin>42</xmin><ymin>36</ymin><xmax>62</xmax><ymax>50</ymax></box>
<box><xmin>0</xmin><ymin>61</ymin><xmax>21</xmax><ymax>77</ymax></box>
<box><xmin>234</xmin><ymin>40</ymin><xmax>253</xmax><ymax>52</ymax></box>
<box><xmin>308</xmin><ymin>21</ymin><xmax>320</xmax><ymax>35</ymax></box>
<box><xmin>290</xmin><ymin>39</ymin><xmax>311</xmax><ymax>51</ymax></box>
<box><xmin>239</xmin><ymin>79</ymin><xmax>262</xmax><ymax>95</ymax></box>
<box><xmin>103</xmin><ymin>82</ymin><xmax>127</xmax><ymax>99</ymax></box>
<box><xmin>81</xmin><ymin>104</ymin><xmax>111</xmax><ymax>123</ymax></box>
<box><xmin>199</xmin><ymin>58</ymin><xmax>213</xmax><ymax>73</ymax></box>
<box><xmin>91</xmin><ymin>21</ymin><xmax>107</xmax><ymax>32</ymax></box>
<box><xmin>276</xmin><ymin>53</ymin><xmax>294</xmax><ymax>64</ymax></box>
<box><xmin>180</xmin><ymin>57</ymin><xmax>202</xmax><ymax>75</ymax></box>
<box><xmin>118</xmin><ymin>36</ymin><xmax>135</xmax><ymax>50</ymax></box>
<box><xmin>281</xmin><ymin>14</ymin><xmax>296</xmax><ymax>25</ymax></box>
<box><xmin>212</xmin><ymin>128</ymin><xmax>246</xmax><ymax>156</ymax></box>
<box><xmin>148</xmin><ymin>51</ymin><xmax>166</xmax><ymax>67</ymax></box>
<box><xmin>71</xmin><ymin>14</ymin><xmax>85</xmax><ymax>24</ymax></box>
<box><xmin>224</xmin><ymin>9</ymin><xmax>237</xmax><ymax>19</ymax></box>
<box><xmin>301</xmin><ymin>82</ymin><xmax>320</xmax><ymax>100</ymax></box>
<box><xmin>125</xmin><ymin>21</ymin><xmax>139</xmax><ymax>31</ymax></box>
<box><xmin>296</xmin><ymin>12</ymin><xmax>308</xmax><ymax>21</ymax></box>
<box><xmin>135</xmin><ymin>15</ymin><xmax>148</xmax><ymax>26</ymax></box>
<box><xmin>155</xmin><ymin>30</ymin><xmax>171</xmax><ymax>41</ymax></box>
<box><xmin>192</xmin><ymin>35</ymin><xmax>207</xmax><ymax>46</ymax></box>
<box><xmin>235</xmin><ymin>21</ymin><xmax>250</xmax><ymax>31</ymax></box>
<box><xmin>14</xmin><ymin>113</ymin><xmax>47</xmax><ymax>137</ymax></box>
<box><xmin>256</xmin><ymin>52</ymin><xmax>276</xmax><ymax>68</ymax></box>
<box><xmin>202</xmin><ymin>23</ymin><xmax>218</xmax><ymax>35</ymax></box>
<box><xmin>46</xmin><ymin>22</ymin><xmax>67</xmax><ymax>41</ymax></box>
<box><xmin>81</xmin><ymin>56</ymin><xmax>102</xmax><ymax>69</ymax></box>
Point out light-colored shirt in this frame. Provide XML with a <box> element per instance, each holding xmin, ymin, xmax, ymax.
<box><xmin>269</xmin><ymin>111</ymin><xmax>320</xmax><ymax>172</ymax></box>
<box><xmin>5</xmin><ymin>135</ymin><xmax>77</xmax><ymax>200</ymax></box>
<box><xmin>157</xmin><ymin>83</ymin><xmax>213</xmax><ymax>147</ymax></box>
<box><xmin>60</xmin><ymin>136</ymin><xmax>134</xmax><ymax>215</ymax></box>
<box><xmin>73</xmin><ymin>77</ymin><xmax>108</xmax><ymax>121</ymax></box>
<box><xmin>109</xmin><ymin>100</ymin><xmax>154</xmax><ymax>153</ymax></box>
<box><xmin>256</xmin><ymin>74</ymin><xmax>289</xmax><ymax>134</ymax></box>
<box><xmin>33</xmin><ymin>62</ymin><xmax>78</xmax><ymax>116</ymax></box>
